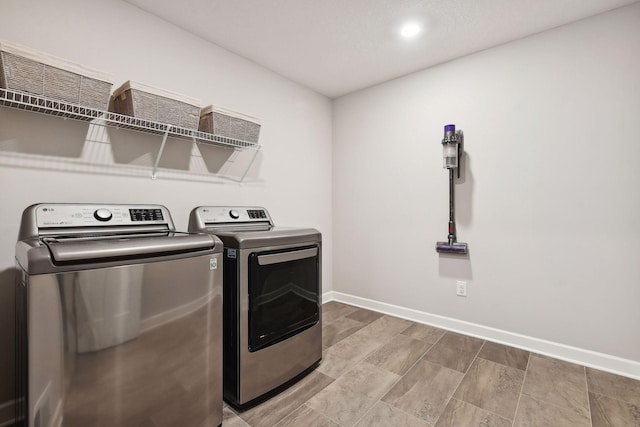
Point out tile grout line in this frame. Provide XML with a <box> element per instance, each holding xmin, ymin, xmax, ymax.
<box><xmin>376</xmin><ymin>330</ymin><xmax>485</xmax><ymax>426</ymax></box>
<box><xmin>323</xmin><ymin>360</ymin><xmax>377</xmax><ymax>427</ymax></box>
<box><xmin>323</xmin><ymin>318</ymin><xmax>367</xmax><ymax>348</ymax></box>
<box><xmin>321</xmin><ymin>304</ymin><xmax>640</xmax><ymax>427</ymax></box>
<box><xmin>511</xmin><ymin>351</ymin><xmax>532</xmax><ymax>427</ymax></box>
<box><xmin>521</xmin><ymin>387</ymin><xmax>597</xmax><ymax>423</ymax></box>
<box><xmin>431</xmin><ymin>339</ymin><xmax>487</xmax><ymax>427</ymax></box>
<box><xmin>268</xmin><ymin>303</ymin><xmax>351</xmax><ymax>427</ymax></box>
<box><xmin>316</xmin><ymin>313</ymin><xmax>424</xmax><ymax>426</ymax></box>
<box><xmin>583</xmin><ymin>368</ymin><xmax>640</xmax><ymax>425</ymax></box>
<box><xmin>431</xmin><ymin>374</ymin><xmax>466</xmax><ymax>427</ymax></box>
<box><xmin>314</xmin><ymin>403</ymin><xmax>347</xmax><ymax>427</ymax></box>
<box><xmin>517</xmin><ymin>356</ymin><xmax>596</xmax><ymax>424</ymax></box>
<box><xmin>463</xmin><ymin>338</ymin><xmax>486</xmax><ymax>376</ymax></box>
<box><xmin>389</xmin><ymin>337</ymin><xmax>442</xmax><ymax>421</ymax></box>
<box><xmin>347</xmin><ymin>322</ymin><xmax>433</xmax><ymax>427</ymax></box>
<box><xmin>349</xmin><ymin>324</ymin><xmax>444</xmax><ymax>426</ymax></box>
<box><xmin>584</xmin><ymin>366</ymin><xmax>593</xmax><ymax>427</ymax></box>
<box><xmin>348</xmin><ymin>400</ymin><xmax>375</xmax><ymax>427</ymax></box>
<box><xmin>315</xmin><ymin>318</ymin><xmax>350</xmax><ymax>427</ymax></box>
<box><xmin>240</xmin><ymin>375</ymin><xmax>324</xmax><ymax>427</ymax></box>
<box><xmin>448</xmin><ymin>397</ymin><xmax>514</xmax><ymax>424</ymax></box>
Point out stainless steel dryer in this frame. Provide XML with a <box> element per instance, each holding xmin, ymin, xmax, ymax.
<box><xmin>188</xmin><ymin>206</ymin><xmax>321</xmax><ymax>407</ymax></box>
<box><xmin>14</xmin><ymin>203</ymin><xmax>223</xmax><ymax>427</ymax></box>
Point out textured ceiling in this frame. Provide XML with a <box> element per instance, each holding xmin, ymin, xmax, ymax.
<box><xmin>124</xmin><ymin>0</ymin><xmax>639</xmax><ymax>98</ymax></box>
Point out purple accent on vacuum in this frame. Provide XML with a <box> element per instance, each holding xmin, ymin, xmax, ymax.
<box><xmin>436</xmin><ymin>242</ymin><xmax>468</xmax><ymax>254</ymax></box>
<box><xmin>443</xmin><ymin>124</ymin><xmax>456</xmax><ymax>140</ymax></box>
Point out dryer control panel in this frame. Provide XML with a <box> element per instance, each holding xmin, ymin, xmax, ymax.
<box><xmin>34</xmin><ymin>204</ymin><xmax>171</xmax><ymax>228</ymax></box>
<box><xmin>196</xmin><ymin>206</ymin><xmax>272</xmax><ymax>225</ymax></box>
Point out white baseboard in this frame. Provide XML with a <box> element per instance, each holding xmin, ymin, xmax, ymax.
<box><xmin>322</xmin><ymin>290</ymin><xmax>640</xmax><ymax>381</ymax></box>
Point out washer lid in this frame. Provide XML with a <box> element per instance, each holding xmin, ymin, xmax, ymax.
<box><xmin>16</xmin><ymin>203</ymin><xmax>222</xmax><ymax>274</ymax></box>
<box><xmin>42</xmin><ymin>232</ymin><xmax>217</xmax><ymax>263</ymax></box>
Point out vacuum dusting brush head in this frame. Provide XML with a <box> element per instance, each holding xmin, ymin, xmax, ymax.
<box><xmin>436</xmin><ymin>241</ymin><xmax>468</xmax><ymax>255</ymax></box>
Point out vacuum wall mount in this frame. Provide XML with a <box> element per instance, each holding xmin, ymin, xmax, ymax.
<box><xmin>436</xmin><ymin>124</ymin><xmax>469</xmax><ymax>255</ymax></box>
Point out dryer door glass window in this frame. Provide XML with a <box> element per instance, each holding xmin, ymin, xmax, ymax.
<box><xmin>248</xmin><ymin>245</ymin><xmax>319</xmax><ymax>351</ymax></box>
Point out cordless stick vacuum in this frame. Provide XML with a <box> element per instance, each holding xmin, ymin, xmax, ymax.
<box><xmin>436</xmin><ymin>124</ymin><xmax>469</xmax><ymax>255</ymax></box>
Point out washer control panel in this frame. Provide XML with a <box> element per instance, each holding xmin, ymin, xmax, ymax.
<box><xmin>197</xmin><ymin>206</ymin><xmax>272</xmax><ymax>225</ymax></box>
<box><xmin>35</xmin><ymin>204</ymin><xmax>170</xmax><ymax>228</ymax></box>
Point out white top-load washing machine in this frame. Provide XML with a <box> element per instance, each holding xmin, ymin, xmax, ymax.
<box><xmin>14</xmin><ymin>203</ymin><xmax>223</xmax><ymax>427</ymax></box>
<box><xmin>188</xmin><ymin>206</ymin><xmax>322</xmax><ymax>408</ymax></box>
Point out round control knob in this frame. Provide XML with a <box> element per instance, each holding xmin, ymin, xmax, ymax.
<box><xmin>229</xmin><ymin>209</ymin><xmax>240</xmax><ymax>219</ymax></box>
<box><xmin>93</xmin><ymin>208</ymin><xmax>113</xmax><ymax>222</ymax></box>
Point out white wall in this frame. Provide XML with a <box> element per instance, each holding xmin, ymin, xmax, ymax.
<box><xmin>0</xmin><ymin>0</ymin><xmax>332</xmax><ymax>406</ymax></box>
<box><xmin>333</xmin><ymin>3</ymin><xmax>640</xmax><ymax>372</ymax></box>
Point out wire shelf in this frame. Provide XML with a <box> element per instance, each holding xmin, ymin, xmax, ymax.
<box><xmin>0</xmin><ymin>88</ymin><xmax>262</xmax><ymax>181</ymax></box>
<box><xmin>0</xmin><ymin>88</ymin><xmax>260</xmax><ymax>150</ymax></box>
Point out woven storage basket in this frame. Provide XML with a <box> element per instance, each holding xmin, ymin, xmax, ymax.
<box><xmin>0</xmin><ymin>40</ymin><xmax>113</xmax><ymax>110</ymax></box>
<box><xmin>111</xmin><ymin>81</ymin><xmax>201</xmax><ymax>129</ymax></box>
<box><xmin>199</xmin><ymin>105</ymin><xmax>261</xmax><ymax>144</ymax></box>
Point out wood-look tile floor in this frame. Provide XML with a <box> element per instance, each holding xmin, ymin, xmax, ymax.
<box><xmin>224</xmin><ymin>302</ymin><xmax>640</xmax><ymax>427</ymax></box>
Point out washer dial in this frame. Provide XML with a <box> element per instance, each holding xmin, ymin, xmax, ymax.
<box><xmin>94</xmin><ymin>208</ymin><xmax>113</xmax><ymax>222</ymax></box>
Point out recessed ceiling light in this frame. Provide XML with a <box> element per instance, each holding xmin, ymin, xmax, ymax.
<box><xmin>400</xmin><ymin>23</ymin><xmax>421</xmax><ymax>39</ymax></box>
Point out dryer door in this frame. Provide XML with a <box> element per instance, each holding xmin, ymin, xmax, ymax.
<box><xmin>247</xmin><ymin>245</ymin><xmax>319</xmax><ymax>351</ymax></box>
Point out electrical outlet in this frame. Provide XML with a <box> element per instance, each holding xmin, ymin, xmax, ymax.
<box><xmin>456</xmin><ymin>281</ymin><xmax>467</xmax><ymax>297</ymax></box>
